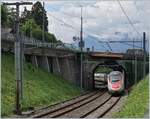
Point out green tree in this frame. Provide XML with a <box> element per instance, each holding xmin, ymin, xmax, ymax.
<box><xmin>1</xmin><ymin>4</ymin><xmax>8</xmax><ymax>26</ymax></box>
<box><xmin>21</xmin><ymin>19</ymin><xmax>40</xmax><ymax>37</ymax></box>
<box><xmin>32</xmin><ymin>29</ymin><xmax>57</xmax><ymax>43</ymax></box>
<box><xmin>44</xmin><ymin>32</ymin><xmax>57</xmax><ymax>43</ymax></box>
<box><xmin>1</xmin><ymin>4</ymin><xmax>16</xmax><ymax>29</ymax></box>
<box><xmin>32</xmin><ymin>28</ymin><xmax>43</xmax><ymax>40</ymax></box>
<box><xmin>31</xmin><ymin>1</ymin><xmax>48</xmax><ymax>32</ymax></box>
<box><xmin>21</xmin><ymin>18</ymin><xmax>57</xmax><ymax>43</ymax></box>
<box><xmin>20</xmin><ymin>7</ymin><xmax>32</xmax><ymax>25</ymax></box>
<box><xmin>7</xmin><ymin>7</ymin><xmax>17</xmax><ymax>33</ymax></box>
<box><xmin>20</xmin><ymin>2</ymin><xmax>58</xmax><ymax>43</ymax></box>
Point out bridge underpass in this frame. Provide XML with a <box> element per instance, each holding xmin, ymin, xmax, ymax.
<box><xmin>82</xmin><ymin>54</ymin><xmax>149</xmax><ymax>90</ymax></box>
<box><xmin>91</xmin><ymin>62</ymin><xmax>126</xmax><ymax>90</ymax></box>
<box><xmin>22</xmin><ymin>47</ymin><xmax>149</xmax><ymax>90</ymax></box>
<box><xmin>2</xmin><ymin>32</ymin><xmax>149</xmax><ymax>90</ymax></box>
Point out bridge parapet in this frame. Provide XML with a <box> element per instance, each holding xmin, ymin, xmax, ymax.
<box><xmin>88</xmin><ymin>52</ymin><xmax>149</xmax><ymax>61</ymax></box>
<box><xmin>1</xmin><ymin>28</ymin><xmax>76</xmax><ymax>51</ymax></box>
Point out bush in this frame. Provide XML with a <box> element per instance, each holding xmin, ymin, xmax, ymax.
<box><xmin>21</xmin><ymin>19</ymin><xmax>58</xmax><ymax>43</ymax></box>
<box><xmin>44</xmin><ymin>32</ymin><xmax>57</xmax><ymax>43</ymax></box>
<box><xmin>32</xmin><ymin>28</ymin><xmax>58</xmax><ymax>43</ymax></box>
<box><xmin>32</xmin><ymin>28</ymin><xmax>43</xmax><ymax>41</ymax></box>
<box><xmin>95</xmin><ymin>67</ymin><xmax>113</xmax><ymax>74</ymax></box>
<box><xmin>21</xmin><ymin>19</ymin><xmax>40</xmax><ymax>37</ymax></box>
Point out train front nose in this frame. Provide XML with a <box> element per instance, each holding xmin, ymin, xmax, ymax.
<box><xmin>111</xmin><ymin>80</ymin><xmax>122</xmax><ymax>90</ymax></box>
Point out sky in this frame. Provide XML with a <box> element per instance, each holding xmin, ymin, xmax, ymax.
<box><xmin>44</xmin><ymin>0</ymin><xmax>150</xmax><ymax>43</ymax></box>
<box><xmin>2</xmin><ymin>0</ymin><xmax>150</xmax><ymax>52</ymax></box>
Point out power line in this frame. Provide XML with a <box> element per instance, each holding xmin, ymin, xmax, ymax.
<box><xmin>110</xmin><ymin>40</ymin><xmax>142</xmax><ymax>48</ymax></box>
<box><xmin>46</xmin><ymin>7</ymin><xmax>114</xmax><ymax>52</ymax></box>
<box><xmin>109</xmin><ymin>40</ymin><xmax>142</xmax><ymax>43</ymax></box>
<box><xmin>47</xmin><ymin>11</ymin><xmax>89</xmax><ymax>35</ymax></box>
<box><xmin>49</xmin><ymin>6</ymin><xmax>80</xmax><ymax>18</ymax></box>
<box><xmin>48</xmin><ymin>12</ymin><xmax>142</xmax><ymax>50</ymax></box>
<box><xmin>117</xmin><ymin>0</ymin><xmax>142</xmax><ymax>38</ymax></box>
<box><xmin>47</xmin><ymin>12</ymin><xmax>79</xmax><ymax>32</ymax></box>
<box><xmin>47</xmin><ymin>4</ymin><xmax>141</xmax><ymax>51</ymax></box>
<box><xmin>98</xmin><ymin>39</ymin><xmax>142</xmax><ymax>48</ymax></box>
<box><xmin>47</xmin><ymin>8</ymin><xmax>99</xmax><ymax>36</ymax></box>
<box><xmin>120</xmin><ymin>42</ymin><xmax>142</xmax><ymax>48</ymax></box>
<box><xmin>106</xmin><ymin>42</ymin><xmax>113</xmax><ymax>51</ymax></box>
<box><xmin>34</xmin><ymin>2</ymin><xmax>79</xmax><ymax>32</ymax></box>
<box><xmin>97</xmin><ymin>40</ymin><xmax>108</xmax><ymax>51</ymax></box>
<box><xmin>97</xmin><ymin>39</ymin><xmax>113</xmax><ymax>51</ymax></box>
<box><xmin>113</xmin><ymin>41</ymin><xmax>142</xmax><ymax>48</ymax></box>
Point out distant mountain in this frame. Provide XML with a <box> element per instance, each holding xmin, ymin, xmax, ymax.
<box><xmin>72</xmin><ymin>32</ymin><xmax>143</xmax><ymax>53</ymax></box>
<box><xmin>72</xmin><ymin>35</ymin><xmax>106</xmax><ymax>52</ymax></box>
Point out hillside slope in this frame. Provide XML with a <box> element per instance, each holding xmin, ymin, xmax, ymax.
<box><xmin>114</xmin><ymin>75</ymin><xmax>149</xmax><ymax>118</ymax></box>
<box><xmin>1</xmin><ymin>53</ymin><xmax>81</xmax><ymax>117</ymax></box>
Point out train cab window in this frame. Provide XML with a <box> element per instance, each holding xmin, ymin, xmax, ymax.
<box><xmin>110</xmin><ymin>75</ymin><xmax>122</xmax><ymax>83</ymax></box>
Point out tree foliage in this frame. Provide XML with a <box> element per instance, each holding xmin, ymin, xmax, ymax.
<box><xmin>1</xmin><ymin>4</ymin><xmax>17</xmax><ymax>33</ymax></box>
<box><xmin>7</xmin><ymin>8</ymin><xmax>16</xmax><ymax>29</ymax></box>
<box><xmin>21</xmin><ymin>19</ymin><xmax>40</xmax><ymax>37</ymax></box>
<box><xmin>20</xmin><ymin>7</ymin><xmax>32</xmax><ymax>24</ymax></box>
<box><xmin>21</xmin><ymin>19</ymin><xmax>57</xmax><ymax>43</ymax></box>
<box><xmin>1</xmin><ymin>4</ymin><xmax>8</xmax><ymax>26</ymax></box>
<box><xmin>1</xmin><ymin>4</ymin><xmax>16</xmax><ymax>31</ymax></box>
<box><xmin>31</xmin><ymin>1</ymin><xmax>48</xmax><ymax>32</ymax></box>
<box><xmin>1</xmin><ymin>2</ymin><xmax>59</xmax><ymax>43</ymax></box>
<box><xmin>95</xmin><ymin>67</ymin><xmax>113</xmax><ymax>74</ymax></box>
<box><xmin>44</xmin><ymin>32</ymin><xmax>58</xmax><ymax>43</ymax></box>
<box><xmin>20</xmin><ymin>1</ymin><xmax>58</xmax><ymax>43</ymax></box>
<box><xmin>32</xmin><ymin>29</ymin><xmax>57</xmax><ymax>43</ymax></box>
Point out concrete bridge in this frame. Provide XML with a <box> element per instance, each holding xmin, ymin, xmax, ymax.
<box><xmin>2</xmin><ymin>30</ymin><xmax>149</xmax><ymax>90</ymax></box>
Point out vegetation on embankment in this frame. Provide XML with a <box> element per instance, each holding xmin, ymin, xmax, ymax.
<box><xmin>95</xmin><ymin>67</ymin><xmax>113</xmax><ymax>74</ymax></box>
<box><xmin>1</xmin><ymin>2</ymin><xmax>61</xmax><ymax>43</ymax></box>
<box><xmin>114</xmin><ymin>75</ymin><xmax>149</xmax><ymax>118</ymax></box>
<box><xmin>1</xmin><ymin>53</ymin><xmax>81</xmax><ymax>117</ymax></box>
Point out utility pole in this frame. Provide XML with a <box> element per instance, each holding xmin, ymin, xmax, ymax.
<box><xmin>132</xmin><ymin>37</ymin><xmax>139</xmax><ymax>84</ymax></box>
<box><xmin>79</xmin><ymin>6</ymin><xmax>84</xmax><ymax>89</ymax></box>
<box><xmin>143</xmin><ymin>32</ymin><xmax>146</xmax><ymax>78</ymax></box>
<box><xmin>3</xmin><ymin>2</ymin><xmax>32</xmax><ymax>115</ymax></box>
<box><xmin>42</xmin><ymin>2</ymin><xmax>45</xmax><ymax>42</ymax></box>
<box><xmin>92</xmin><ymin>46</ymin><xmax>94</xmax><ymax>52</ymax></box>
<box><xmin>133</xmin><ymin>38</ymin><xmax>137</xmax><ymax>84</ymax></box>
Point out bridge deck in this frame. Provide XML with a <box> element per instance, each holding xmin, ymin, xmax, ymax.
<box><xmin>1</xmin><ymin>29</ymin><xmax>148</xmax><ymax>61</ymax></box>
<box><xmin>90</xmin><ymin>52</ymin><xmax>124</xmax><ymax>58</ymax></box>
<box><xmin>89</xmin><ymin>52</ymin><xmax>148</xmax><ymax>61</ymax></box>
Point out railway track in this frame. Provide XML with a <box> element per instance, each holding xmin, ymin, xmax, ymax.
<box><xmin>30</xmin><ymin>90</ymin><xmax>101</xmax><ymax>117</ymax></box>
<box><xmin>30</xmin><ymin>89</ymin><xmax>121</xmax><ymax>118</ymax></box>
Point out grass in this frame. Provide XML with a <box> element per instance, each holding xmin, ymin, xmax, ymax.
<box><xmin>1</xmin><ymin>53</ymin><xmax>81</xmax><ymax>117</ymax></box>
<box><xmin>95</xmin><ymin>67</ymin><xmax>113</xmax><ymax>74</ymax></box>
<box><xmin>114</xmin><ymin>74</ymin><xmax>149</xmax><ymax>118</ymax></box>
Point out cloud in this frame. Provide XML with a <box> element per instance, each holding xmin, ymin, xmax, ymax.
<box><xmin>47</xmin><ymin>11</ymin><xmax>80</xmax><ymax>43</ymax></box>
<box><xmin>3</xmin><ymin>0</ymin><xmax>149</xmax><ymax>44</ymax></box>
<box><xmin>45</xmin><ymin>0</ymin><xmax>150</xmax><ymax>44</ymax></box>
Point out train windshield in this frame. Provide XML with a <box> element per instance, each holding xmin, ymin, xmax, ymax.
<box><xmin>110</xmin><ymin>75</ymin><xmax>122</xmax><ymax>83</ymax></box>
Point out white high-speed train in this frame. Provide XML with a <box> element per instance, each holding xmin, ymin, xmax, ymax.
<box><xmin>107</xmin><ymin>71</ymin><xmax>125</xmax><ymax>94</ymax></box>
<box><xmin>94</xmin><ymin>73</ymin><xmax>107</xmax><ymax>88</ymax></box>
